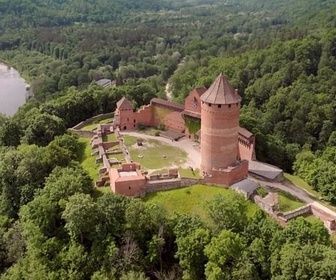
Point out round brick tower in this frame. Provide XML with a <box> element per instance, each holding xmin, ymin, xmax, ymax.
<box><xmin>200</xmin><ymin>74</ymin><xmax>242</xmax><ymax>175</ymax></box>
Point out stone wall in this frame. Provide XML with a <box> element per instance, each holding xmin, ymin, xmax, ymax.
<box><xmin>278</xmin><ymin>205</ymin><xmax>312</xmax><ymax>221</ymax></box>
<box><xmin>254</xmin><ymin>195</ymin><xmax>276</xmax><ymax>215</ymax></box>
<box><xmin>144</xmin><ymin>178</ymin><xmax>202</xmax><ymax>195</ymax></box>
<box><xmin>311</xmin><ymin>204</ymin><xmax>336</xmax><ymax>231</ymax></box>
<box><xmin>71</xmin><ymin>112</ymin><xmax>114</xmax><ymax>130</ymax></box>
<box><xmin>204</xmin><ymin>160</ymin><xmax>248</xmax><ymax>186</ymax></box>
<box><xmin>145</xmin><ymin>179</ymin><xmax>183</xmax><ymax>193</ymax></box>
<box><xmin>70</xmin><ymin>129</ymin><xmax>95</xmax><ymax>138</ymax></box>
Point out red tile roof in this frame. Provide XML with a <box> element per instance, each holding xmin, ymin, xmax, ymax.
<box><xmin>181</xmin><ymin>110</ymin><xmax>201</xmax><ymax>119</ymax></box>
<box><xmin>151</xmin><ymin>98</ymin><xmax>184</xmax><ymax>111</ymax></box>
<box><xmin>193</xmin><ymin>87</ymin><xmax>207</xmax><ymax>96</ymax></box>
<box><xmin>238</xmin><ymin>127</ymin><xmax>253</xmax><ymax>138</ymax></box>
<box><xmin>200</xmin><ymin>74</ymin><xmax>242</xmax><ymax>105</ymax></box>
<box><xmin>117</xmin><ymin>97</ymin><xmax>133</xmax><ymax>110</ymax></box>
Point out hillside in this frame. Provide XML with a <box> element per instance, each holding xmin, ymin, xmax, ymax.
<box><xmin>0</xmin><ymin>0</ymin><xmax>336</xmax><ymax>278</ymax></box>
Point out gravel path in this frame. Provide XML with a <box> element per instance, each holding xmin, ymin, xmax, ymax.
<box><xmin>253</xmin><ymin>177</ymin><xmax>336</xmax><ymax>218</ymax></box>
<box><xmin>253</xmin><ymin>178</ymin><xmax>314</xmax><ymax>203</ymax></box>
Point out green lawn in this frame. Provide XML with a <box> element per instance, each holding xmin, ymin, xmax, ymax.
<box><xmin>178</xmin><ymin>168</ymin><xmax>201</xmax><ymax>179</ymax></box>
<box><xmin>123</xmin><ymin>135</ymin><xmax>187</xmax><ymax>170</ymax></box>
<box><xmin>80</xmin><ymin>117</ymin><xmax>114</xmax><ymax>131</ymax></box>
<box><xmin>145</xmin><ymin>184</ymin><xmax>258</xmax><ymax>223</ymax></box>
<box><xmin>103</xmin><ymin>133</ymin><xmax>117</xmax><ymax>142</ymax></box>
<box><xmin>278</xmin><ymin>192</ymin><xmax>305</xmax><ymax>212</ymax></box>
<box><xmin>304</xmin><ymin>214</ymin><xmax>320</xmax><ymax>223</ymax></box>
<box><xmin>78</xmin><ymin>137</ymin><xmax>101</xmax><ymax>181</ymax></box>
<box><xmin>107</xmin><ymin>152</ymin><xmax>124</xmax><ymax>162</ymax></box>
<box><xmin>92</xmin><ymin>186</ymin><xmax>111</xmax><ymax>199</ymax></box>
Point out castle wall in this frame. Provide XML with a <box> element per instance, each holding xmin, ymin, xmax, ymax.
<box><xmin>114</xmin><ymin>178</ymin><xmax>147</xmax><ymax>197</ymax></box>
<box><xmin>116</xmin><ymin>108</ymin><xmax>137</xmax><ymax>130</ymax></box>
<box><xmin>184</xmin><ymin>88</ymin><xmax>204</xmax><ymax>115</ymax></box>
<box><xmin>311</xmin><ymin>204</ymin><xmax>336</xmax><ymax>230</ymax></box>
<box><xmin>164</xmin><ymin>111</ymin><xmax>185</xmax><ymax>132</ymax></box>
<box><xmin>152</xmin><ymin>105</ymin><xmax>176</xmax><ymax>127</ymax></box>
<box><xmin>135</xmin><ymin>104</ymin><xmax>155</xmax><ymax>127</ymax></box>
<box><xmin>204</xmin><ymin>160</ymin><xmax>248</xmax><ymax>186</ymax></box>
<box><xmin>71</xmin><ymin>112</ymin><xmax>114</xmax><ymax>130</ymax></box>
<box><xmin>238</xmin><ymin>135</ymin><xmax>255</xmax><ymax>160</ymax></box>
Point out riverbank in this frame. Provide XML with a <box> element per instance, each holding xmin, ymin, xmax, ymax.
<box><xmin>0</xmin><ymin>63</ymin><xmax>27</xmax><ymax>116</ymax></box>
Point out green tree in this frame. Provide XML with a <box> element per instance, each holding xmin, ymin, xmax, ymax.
<box><xmin>175</xmin><ymin>228</ymin><xmax>211</xmax><ymax>280</ymax></box>
<box><xmin>204</xmin><ymin>230</ymin><xmax>245</xmax><ymax>280</ymax></box>
<box><xmin>206</xmin><ymin>193</ymin><xmax>247</xmax><ymax>233</ymax></box>
<box><xmin>62</xmin><ymin>193</ymin><xmax>99</xmax><ymax>244</ymax></box>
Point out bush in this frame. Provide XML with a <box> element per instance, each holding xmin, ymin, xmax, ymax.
<box><xmin>257</xmin><ymin>187</ymin><xmax>268</xmax><ymax>197</ymax></box>
<box><xmin>137</xmin><ymin>123</ymin><xmax>147</xmax><ymax>130</ymax></box>
<box><xmin>157</xmin><ymin>124</ymin><xmax>165</xmax><ymax>131</ymax></box>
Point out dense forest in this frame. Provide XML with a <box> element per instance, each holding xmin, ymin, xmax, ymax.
<box><xmin>0</xmin><ymin>0</ymin><xmax>336</xmax><ymax>278</ymax></box>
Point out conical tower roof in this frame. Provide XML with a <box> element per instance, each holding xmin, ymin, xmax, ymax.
<box><xmin>200</xmin><ymin>73</ymin><xmax>241</xmax><ymax>105</ymax></box>
<box><xmin>116</xmin><ymin>97</ymin><xmax>133</xmax><ymax>110</ymax></box>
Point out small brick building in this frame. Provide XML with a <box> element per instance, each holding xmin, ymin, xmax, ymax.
<box><xmin>109</xmin><ymin>162</ymin><xmax>146</xmax><ymax>197</ymax></box>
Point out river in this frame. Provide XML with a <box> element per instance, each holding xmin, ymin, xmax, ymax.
<box><xmin>0</xmin><ymin>63</ymin><xmax>27</xmax><ymax>116</ymax></box>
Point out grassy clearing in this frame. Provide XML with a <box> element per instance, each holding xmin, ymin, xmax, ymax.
<box><xmin>303</xmin><ymin>214</ymin><xmax>320</xmax><ymax>223</ymax></box>
<box><xmin>78</xmin><ymin>137</ymin><xmax>101</xmax><ymax>181</ymax></box>
<box><xmin>256</xmin><ymin>186</ymin><xmax>268</xmax><ymax>197</ymax></box>
<box><xmin>278</xmin><ymin>192</ymin><xmax>305</xmax><ymax>212</ymax></box>
<box><xmin>102</xmin><ymin>133</ymin><xmax>117</xmax><ymax>142</ymax></box>
<box><xmin>124</xmin><ymin>135</ymin><xmax>187</xmax><ymax>170</ymax></box>
<box><xmin>92</xmin><ymin>186</ymin><xmax>111</xmax><ymax>199</ymax></box>
<box><xmin>81</xmin><ymin>117</ymin><xmax>114</xmax><ymax>131</ymax></box>
<box><xmin>145</xmin><ymin>184</ymin><xmax>258</xmax><ymax>224</ymax></box>
<box><xmin>178</xmin><ymin>168</ymin><xmax>201</xmax><ymax>179</ymax></box>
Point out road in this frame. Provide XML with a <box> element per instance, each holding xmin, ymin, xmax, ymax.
<box><xmin>252</xmin><ymin>178</ymin><xmax>315</xmax><ymax>203</ymax></box>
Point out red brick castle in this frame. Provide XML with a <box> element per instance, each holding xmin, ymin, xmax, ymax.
<box><xmin>113</xmin><ymin>74</ymin><xmax>255</xmax><ymax>186</ymax></box>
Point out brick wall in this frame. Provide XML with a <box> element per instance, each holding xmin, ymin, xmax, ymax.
<box><xmin>238</xmin><ymin>136</ymin><xmax>255</xmax><ymax>161</ymax></box>
<box><xmin>184</xmin><ymin>88</ymin><xmax>203</xmax><ymax>115</ymax></box>
<box><xmin>135</xmin><ymin>104</ymin><xmax>155</xmax><ymax>127</ymax></box>
<box><xmin>204</xmin><ymin>160</ymin><xmax>248</xmax><ymax>186</ymax></box>
<box><xmin>118</xmin><ymin>109</ymin><xmax>137</xmax><ymax>131</ymax></box>
<box><xmin>114</xmin><ymin>178</ymin><xmax>147</xmax><ymax>197</ymax></box>
<box><xmin>201</xmin><ymin>101</ymin><xmax>240</xmax><ymax>173</ymax></box>
<box><xmin>164</xmin><ymin>111</ymin><xmax>185</xmax><ymax>132</ymax></box>
<box><xmin>278</xmin><ymin>205</ymin><xmax>312</xmax><ymax>221</ymax></box>
<box><xmin>152</xmin><ymin>105</ymin><xmax>176</xmax><ymax>127</ymax></box>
